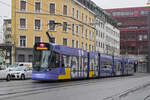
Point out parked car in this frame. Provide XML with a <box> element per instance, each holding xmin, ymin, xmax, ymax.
<box><xmin>8</xmin><ymin>64</ymin><xmax>19</xmax><ymax>70</ymax></box>
<box><xmin>0</xmin><ymin>65</ymin><xmax>11</xmax><ymax>81</ymax></box>
<box><xmin>10</xmin><ymin>67</ymin><xmax>32</xmax><ymax>80</ymax></box>
<box><xmin>16</xmin><ymin>62</ymin><xmax>32</xmax><ymax>68</ymax></box>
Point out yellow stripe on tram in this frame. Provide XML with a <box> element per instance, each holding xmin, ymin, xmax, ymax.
<box><xmin>58</xmin><ymin>68</ymin><xmax>71</xmax><ymax>80</ymax></box>
<box><xmin>89</xmin><ymin>71</ymin><xmax>95</xmax><ymax>78</ymax></box>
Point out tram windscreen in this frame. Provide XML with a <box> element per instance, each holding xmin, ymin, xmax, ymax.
<box><xmin>33</xmin><ymin>43</ymin><xmax>53</xmax><ymax>71</ymax></box>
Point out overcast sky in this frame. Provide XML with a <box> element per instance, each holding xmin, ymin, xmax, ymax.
<box><xmin>0</xmin><ymin>0</ymin><xmax>148</xmax><ymax>18</ymax></box>
<box><xmin>0</xmin><ymin>0</ymin><xmax>148</xmax><ymax>30</ymax></box>
<box><xmin>92</xmin><ymin>0</ymin><xmax>148</xmax><ymax>9</ymax></box>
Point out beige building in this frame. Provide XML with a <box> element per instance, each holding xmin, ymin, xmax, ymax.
<box><xmin>11</xmin><ymin>0</ymin><xmax>97</xmax><ymax>62</ymax></box>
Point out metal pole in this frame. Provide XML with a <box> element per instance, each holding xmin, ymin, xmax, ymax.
<box><xmin>138</xmin><ymin>47</ymin><xmax>140</xmax><ymax>72</ymax></box>
<box><xmin>147</xmin><ymin>12</ymin><xmax>150</xmax><ymax>73</ymax></box>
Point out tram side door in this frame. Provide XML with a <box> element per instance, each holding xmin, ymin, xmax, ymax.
<box><xmin>50</xmin><ymin>52</ymin><xmax>62</xmax><ymax>75</ymax></box>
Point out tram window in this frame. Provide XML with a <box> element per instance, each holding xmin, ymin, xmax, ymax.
<box><xmin>66</xmin><ymin>56</ymin><xmax>70</xmax><ymax>65</ymax></box>
<box><xmin>114</xmin><ymin>61</ymin><xmax>121</xmax><ymax>71</ymax></box>
<box><xmin>61</xmin><ymin>56</ymin><xmax>65</xmax><ymax>67</ymax></box>
<box><xmin>84</xmin><ymin>58</ymin><xmax>88</xmax><ymax>68</ymax></box>
<box><xmin>62</xmin><ymin>55</ymin><xmax>71</xmax><ymax>67</ymax></box>
<box><xmin>101</xmin><ymin>60</ymin><xmax>112</xmax><ymax>68</ymax></box>
<box><xmin>50</xmin><ymin>52</ymin><xmax>60</xmax><ymax>68</ymax></box>
<box><xmin>62</xmin><ymin>55</ymin><xmax>67</xmax><ymax>67</ymax></box>
<box><xmin>91</xmin><ymin>62</ymin><xmax>94</xmax><ymax>70</ymax></box>
<box><xmin>95</xmin><ymin>57</ymin><xmax>98</xmax><ymax>68</ymax></box>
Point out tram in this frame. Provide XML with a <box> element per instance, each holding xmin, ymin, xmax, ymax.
<box><xmin>32</xmin><ymin>42</ymin><xmax>135</xmax><ymax>81</ymax></box>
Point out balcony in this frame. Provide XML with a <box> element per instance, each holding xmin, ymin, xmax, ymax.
<box><xmin>121</xmin><ymin>49</ymin><xmax>148</xmax><ymax>55</ymax></box>
<box><xmin>120</xmin><ymin>27</ymin><xmax>147</xmax><ymax>32</ymax></box>
<box><xmin>120</xmin><ymin>50</ymin><xmax>137</xmax><ymax>54</ymax></box>
<box><xmin>127</xmin><ymin>42</ymin><xmax>136</xmax><ymax>47</ymax></box>
<box><xmin>121</xmin><ymin>39</ymin><xmax>137</xmax><ymax>43</ymax></box>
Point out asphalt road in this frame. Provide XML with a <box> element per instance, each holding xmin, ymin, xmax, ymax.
<box><xmin>0</xmin><ymin>73</ymin><xmax>149</xmax><ymax>100</ymax></box>
<box><xmin>119</xmin><ymin>84</ymin><xmax>150</xmax><ymax>100</ymax></box>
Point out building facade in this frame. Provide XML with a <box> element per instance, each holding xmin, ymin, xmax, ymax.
<box><xmin>106</xmin><ymin>7</ymin><xmax>150</xmax><ymax>72</ymax></box>
<box><xmin>95</xmin><ymin>15</ymin><xmax>120</xmax><ymax>56</ymax></box>
<box><xmin>3</xmin><ymin>19</ymin><xmax>11</xmax><ymax>44</ymax></box>
<box><xmin>11</xmin><ymin>0</ymin><xmax>97</xmax><ymax>62</ymax></box>
<box><xmin>11</xmin><ymin>0</ymin><xmax>120</xmax><ymax>62</ymax></box>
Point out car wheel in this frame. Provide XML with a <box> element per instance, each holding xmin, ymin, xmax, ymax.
<box><xmin>6</xmin><ymin>75</ymin><xmax>11</xmax><ymax>81</ymax></box>
<box><xmin>21</xmin><ymin>74</ymin><xmax>25</xmax><ymax>80</ymax></box>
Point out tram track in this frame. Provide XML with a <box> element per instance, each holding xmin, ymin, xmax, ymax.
<box><xmin>0</xmin><ymin>74</ymin><xmax>148</xmax><ymax>100</ymax></box>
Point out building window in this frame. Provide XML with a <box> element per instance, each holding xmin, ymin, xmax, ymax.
<box><xmin>72</xmin><ymin>23</ymin><xmax>75</xmax><ymax>34</ymax></box>
<box><xmin>86</xmin><ymin>29</ymin><xmax>88</xmax><ymax>39</ymax></box>
<box><xmin>76</xmin><ymin>40</ymin><xmax>79</xmax><ymax>48</ymax></box>
<box><xmin>89</xmin><ymin>44</ymin><xmax>91</xmax><ymax>51</ymax></box>
<box><xmin>141</xmin><ymin>10</ymin><xmax>149</xmax><ymax>15</ymax></box>
<box><xmin>34</xmin><ymin>19</ymin><xmax>41</xmax><ymax>30</ymax></box>
<box><xmin>138</xmin><ymin>35</ymin><xmax>142</xmax><ymax>40</ymax></box>
<box><xmin>92</xmin><ymin>46</ymin><xmax>94</xmax><ymax>52</ymax></box>
<box><xmin>93</xmin><ymin>32</ymin><xmax>95</xmax><ymax>40</ymax></box>
<box><xmin>63</xmin><ymin>5</ymin><xmax>67</xmax><ymax>15</ymax></box>
<box><xmin>28</xmin><ymin>55</ymin><xmax>33</xmax><ymax>62</ymax></box>
<box><xmin>49</xmin><ymin>20</ymin><xmax>56</xmax><ymax>31</ymax></box>
<box><xmin>35</xmin><ymin>2</ymin><xmax>41</xmax><ymax>12</ymax></box>
<box><xmin>20</xmin><ymin>18</ymin><xmax>26</xmax><ymax>29</ymax></box>
<box><xmin>20</xmin><ymin>0</ymin><xmax>26</xmax><ymax>11</ymax></box>
<box><xmin>76</xmin><ymin>25</ymin><xmax>79</xmax><ymax>35</ymax></box>
<box><xmin>35</xmin><ymin>36</ymin><xmax>41</xmax><ymax>44</ymax></box>
<box><xmin>72</xmin><ymin>40</ymin><xmax>75</xmax><ymax>48</ymax></box>
<box><xmin>112</xmin><ymin>11</ymin><xmax>134</xmax><ymax>16</ymax></box>
<box><xmin>63</xmin><ymin>38</ymin><xmax>67</xmax><ymax>46</ymax></box>
<box><xmin>72</xmin><ymin>8</ymin><xmax>75</xmax><ymax>17</ymax></box>
<box><xmin>85</xmin><ymin>43</ymin><xmax>88</xmax><ymax>50</ymax></box>
<box><xmin>50</xmin><ymin>3</ymin><xmax>55</xmax><ymax>14</ymax></box>
<box><xmin>82</xmin><ymin>26</ymin><xmax>84</xmax><ymax>37</ymax></box>
<box><xmin>63</xmin><ymin>22</ymin><xmax>67</xmax><ymax>32</ymax></box>
<box><xmin>89</xmin><ymin>31</ymin><xmax>92</xmax><ymax>40</ymax></box>
<box><xmin>82</xmin><ymin>42</ymin><xmax>84</xmax><ymax>50</ymax></box>
<box><xmin>18</xmin><ymin>54</ymin><xmax>25</xmax><ymax>62</ymax></box>
<box><xmin>86</xmin><ymin>15</ymin><xmax>88</xmax><ymax>24</ymax></box>
<box><xmin>82</xmin><ymin>13</ymin><xmax>84</xmax><ymax>22</ymax></box>
<box><xmin>77</xmin><ymin>10</ymin><xmax>79</xmax><ymax>19</ymax></box>
<box><xmin>143</xmin><ymin>35</ymin><xmax>148</xmax><ymax>40</ymax></box>
<box><xmin>20</xmin><ymin>36</ymin><xmax>26</xmax><ymax>47</ymax></box>
<box><xmin>89</xmin><ymin>17</ymin><xmax>91</xmax><ymax>25</ymax></box>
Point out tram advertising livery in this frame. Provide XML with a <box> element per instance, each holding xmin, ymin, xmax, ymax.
<box><xmin>32</xmin><ymin>42</ymin><xmax>136</xmax><ymax>81</ymax></box>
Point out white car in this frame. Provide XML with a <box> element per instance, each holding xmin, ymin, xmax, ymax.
<box><xmin>0</xmin><ymin>65</ymin><xmax>11</xmax><ymax>81</ymax></box>
<box><xmin>10</xmin><ymin>67</ymin><xmax>32</xmax><ymax>80</ymax></box>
